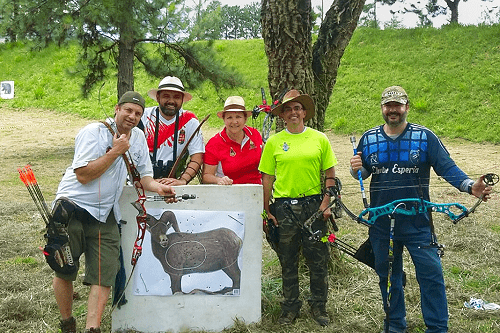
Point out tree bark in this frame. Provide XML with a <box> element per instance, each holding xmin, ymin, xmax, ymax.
<box><xmin>312</xmin><ymin>0</ymin><xmax>365</xmax><ymax>130</ymax></box>
<box><xmin>261</xmin><ymin>0</ymin><xmax>314</xmax><ymax>99</ymax></box>
<box><xmin>117</xmin><ymin>38</ymin><xmax>135</xmax><ymax>98</ymax></box>
<box><xmin>116</xmin><ymin>0</ymin><xmax>135</xmax><ymax>99</ymax></box>
<box><xmin>261</xmin><ymin>0</ymin><xmax>365</xmax><ymax>131</ymax></box>
<box><xmin>444</xmin><ymin>0</ymin><xmax>459</xmax><ymax>23</ymax></box>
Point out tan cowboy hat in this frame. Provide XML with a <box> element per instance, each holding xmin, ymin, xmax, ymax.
<box><xmin>147</xmin><ymin>76</ymin><xmax>193</xmax><ymax>103</ymax></box>
<box><xmin>271</xmin><ymin>89</ymin><xmax>315</xmax><ymax>122</ymax></box>
<box><xmin>217</xmin><ymin>96</ymin><xmax>252</xmax><ymax>118</ymax></box>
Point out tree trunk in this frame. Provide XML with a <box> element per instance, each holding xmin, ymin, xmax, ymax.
<box><xmin>117</xmin><ymin>39</ymin><xmax>135</xmax><ymax>98</ymax></box>
<box><xmin>116</xmin><ymin>0</ymin><xmax>135</xmax><ymax>99</ymax></box>
<box><xmin>7</xmin><ymin>0</ymin><xmax>18</xmax><ymax>42</ymax></box>
<box><xmin>261</xmin><ymin>0</ymin><xmax>314</xmax><ymax>131</ymax></box>
<box><xmin>261</xmin><ymin>0</ymin><xmax>365</xmax><ymax>131</ymax></box>
<box><xmin>311</xmin><ymin>0</ymin><xmax>365</xmax><ymax>130</ymax></box>
<box><xmin>444</xmin><ymin>0</ymin><xmax>459</xmax><ymax>23</ymax></box>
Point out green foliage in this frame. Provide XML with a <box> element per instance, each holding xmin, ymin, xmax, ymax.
<box><xmin>190</xmin><ymin>1</ymin><xmax>261</xmax><ymax>41</ymax></box>
<box><xmin>1</xmin><ymin>24</ymin><xmax>499</xmax><ymax>143</ymax></box>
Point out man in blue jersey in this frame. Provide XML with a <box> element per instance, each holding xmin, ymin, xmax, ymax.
<box><xmin>350</xmin><ymin>86</ymin><xmax>492</xmax><ymax>333</ymax></box>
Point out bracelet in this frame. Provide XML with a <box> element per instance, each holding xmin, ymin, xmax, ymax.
<box><xmin>186</xmin><ymin>165</ymin><xmax>198</xmax><ymax>174</ymax></box>
<box><xmin>261</xmin><ymin>210</ymin><xmax>268</xmax><ymax>220</ymax></box>
<box><xmin>189</xmin><ymin>159</ymin><xmax>202</xmax><ymax>168</ymax></box>
<box><xmin>468</xmin><ymin>182</ymin><xmax>474</xmax><ymax>194</ymax></box>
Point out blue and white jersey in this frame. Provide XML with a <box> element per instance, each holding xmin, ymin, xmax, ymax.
<box><xmin>358</xmin><ymin>123</ymin><xmax>467</xmax><ymax>238</ymax></box>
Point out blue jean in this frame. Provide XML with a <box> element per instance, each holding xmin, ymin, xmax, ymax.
<box><xmin>370</xmin><ymin>232</ymin><xmax>448</xmax><ymax>333</ymax></box>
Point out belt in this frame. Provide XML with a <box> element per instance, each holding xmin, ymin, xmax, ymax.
<box><xmin>274</xmin><ymin>194</ymin><xmax>322</xmax><ymax>205</ymax></box>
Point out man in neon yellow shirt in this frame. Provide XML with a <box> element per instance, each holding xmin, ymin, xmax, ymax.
<box><xmin>259</xmin><ymin>89</ymin><xmax>337</xmax><ymax>327</ymax></box>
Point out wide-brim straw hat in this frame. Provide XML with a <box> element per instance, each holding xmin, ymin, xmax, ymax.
<box><xmin>217</xmin><ymin>96</ymin><xmax>252</xmax><ymax>118</ymax></box>
<box><xmin>271</xmin><ymin>89</ymin><xmax>315</xmax><ymax>122</ymax></box>
<box><xmin>147</xmin><ymin>76</ymin><xmax>193</xmax><ymax>103</ymax></box>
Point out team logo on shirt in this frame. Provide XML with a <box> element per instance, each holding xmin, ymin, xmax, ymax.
<box><xmin>178</xmin><ymin>129</ymin><xmax>186</xmax><ymax>144</ymax></box>
<box><xmin>410</xmin><ymin>150</ymin><xmax>420</xmax><ymax>164</ymax></box>
<box><xmin>282</xmin><ymin>142</ymin><xmax>289</xmax><ymax>151</ymax></box>
<box><xmin>249</xmin><ymin>141</ymin><xmax>256</xmax><ymax>150</ymax></box>
<box><xmin>369</xmin><ymin>153</ymin><xmax>378</xmax><ymax>165</ymax></box>
<box><xmin>230</xmin><ymin>147</ymin><xmax>236</xmax><ymax>157</ymax></box>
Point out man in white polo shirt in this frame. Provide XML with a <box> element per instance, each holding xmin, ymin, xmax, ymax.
<box><xmin>53</xmin><ymin>91</ymin><xmax>175</xmax><ymax>333</ymax></box>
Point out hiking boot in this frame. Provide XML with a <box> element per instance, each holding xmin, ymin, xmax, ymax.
<box><xmin>278</xmin><ymin>310</ymin><xmax>300</xmax><ymax>325</ymax></box>
<box><xmin>311</xmin><ymin>306</ymin><xmax>329</xmax><ymax>326</ymax></box>
<box><xmin>59</xmin><ymin>316</ymin><xmax>76</xmax><ymax>333</ymax></box>
<box><xmin>83</xmin><ymin>328</ymin><xmax>101</xmax><ymax>333</ymax></box>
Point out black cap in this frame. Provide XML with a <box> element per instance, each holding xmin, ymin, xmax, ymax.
<box><xmin>118</xmin><ymin>91</ymin><xmax>146</xmax><ymax>110</ymax></box>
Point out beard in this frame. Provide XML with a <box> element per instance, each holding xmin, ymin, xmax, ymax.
<box><xmin>159</xmin><ymin>104</ymin><xmax>180</xmax><ymax>117</ymax></box>
<box><xmin>383</xmin><ymin>110</ymin><xmax>408</xmax><ymax>127</ymax></box>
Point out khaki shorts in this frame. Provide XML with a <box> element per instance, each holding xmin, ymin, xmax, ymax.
<box><xmin>55</xmin><ymin>209</ymin><xmax>120</xmax><ymax>287</ymax></box>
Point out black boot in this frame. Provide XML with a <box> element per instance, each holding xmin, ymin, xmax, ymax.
<box><xmin>311</xmin><ymin>305</ymin><xmax>329</xmax><ymax>326</ymax></box>
<box><xmin>59</xmin><ymin>316</ymin><xmax>76</xmax><ymax>333</ymax></box>
<box><xmin>83</xmin><ymin>328</ymin><xmax>101</xmax><ymax>333</ymax></box>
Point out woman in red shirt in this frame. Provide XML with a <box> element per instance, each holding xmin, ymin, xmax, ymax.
<box><xmin>203</xmin><ymin>96</ymin><xmax>263</xmax><ymax>185</ymax></box>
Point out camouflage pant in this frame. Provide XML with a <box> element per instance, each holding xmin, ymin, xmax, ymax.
<box><xmin>273</xmin><ymin>195</ymin><xmax>330</xmax><ymax>312</ymax></box>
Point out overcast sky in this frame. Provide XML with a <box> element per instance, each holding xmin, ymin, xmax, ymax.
<box><xmin>214</xmin><ymin>0</ymin><xmax>499</xmax><ymax>28</ymax></box>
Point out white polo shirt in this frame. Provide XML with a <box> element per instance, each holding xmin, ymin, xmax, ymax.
<box><xmin>55</xmin><ymin>120</ymin><xmax>153</xmax><ymax>223</ymax></box>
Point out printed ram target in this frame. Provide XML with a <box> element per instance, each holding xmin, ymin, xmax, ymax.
<box><xmin>132</xmin><ymin>209</ymin><xmax>245</xmax><ymax>296</ymax></box>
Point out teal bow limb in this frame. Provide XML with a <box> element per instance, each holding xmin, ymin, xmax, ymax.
<box><xmin>358</xmin><ymin>199</ymin><xmax>469</xmax><ymax>225</ymax></box>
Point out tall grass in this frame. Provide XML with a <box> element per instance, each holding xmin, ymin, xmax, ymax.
<box><xmin>1</xmin><ymin>24</ymin><xmax>499</xmax><ymax>142</ymax></box>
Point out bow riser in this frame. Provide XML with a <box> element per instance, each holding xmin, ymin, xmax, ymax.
<box><xmin>359</xmin><ymin>199</ymin><xmax>469</xmax><ymax>225</ymax></box>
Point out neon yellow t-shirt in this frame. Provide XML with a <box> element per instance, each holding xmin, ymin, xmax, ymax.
<box><xmin>258</xmin><ymin>127</ymin><xmax>337</xmax><ymax>198</ymax></box>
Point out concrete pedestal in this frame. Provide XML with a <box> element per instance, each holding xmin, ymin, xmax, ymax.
<box><xmin>112</xmin><ymin>184</ymin><xmax>263</xmax><ymax>332</ymax></box>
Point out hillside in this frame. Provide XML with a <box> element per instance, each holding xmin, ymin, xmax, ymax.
<box><xmin>0</xmin><ymin>24</ymin><xmax>499</xmax><ymax>142</ymax></box>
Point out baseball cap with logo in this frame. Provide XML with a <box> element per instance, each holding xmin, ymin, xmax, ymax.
<box><xmin>381</xmin><ymin>86</ymin><xmax>408</xmax><ymax>105</ymax></box>
<box><xmin>118</xmin><ymin>91</ymin><xmax>146</xmax><ymax>110</ymax></box>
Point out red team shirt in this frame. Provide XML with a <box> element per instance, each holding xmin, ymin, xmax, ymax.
<box><xmin>204</xmin><ymin>126</ymin><xmax>263</xmax><ymax>184</ymax></box>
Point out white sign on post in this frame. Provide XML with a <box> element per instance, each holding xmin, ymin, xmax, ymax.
<box><xmin>1</xmin><ymin>81</ymin><xmax>14</xmax><ymax>99</ymax></box>
<box><xmin>113</xmin><ymin>184</ymin><xmax>263</xmax><ymax>333</ymax></box>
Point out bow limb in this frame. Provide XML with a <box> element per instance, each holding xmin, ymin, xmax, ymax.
<box><xmin>335</xmin><ymin>196</ymin><xmax>371</xmax><ymax>227</ymax></box>
<box><xmin>452</xmin><ymin>197</ymin><xmax>482</xmax><ymax>224</ymax></box>
<box><xmin>326</xmin><ymin>183</ymin><xmax>371</xmax><ymax>227</ymax></box>
<box><xmin>130</xmin><ymin>183</ymin><xmax>147</xmax><ymax>266</ymax></box>
<box><xmin>452</xmin><ymin>173</ymin><xmax>499</xmax><ymax>224</ymax></box>
<box><xmin>167</xmin><ymin>114</ymin><xmax>210</xmax><ymax>179</ymax></box>
<box><xmin>130</xmin><ymin>158</ymin><xmax>153</xmax><ymax>266</ymax></box>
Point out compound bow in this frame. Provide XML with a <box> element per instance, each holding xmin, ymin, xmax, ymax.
<box><xmin>305</xmin><ymin>173</ymin><xmax>498</xmax><ymax>242</ymax></box>
<box><xmin>318</xmin><ymin>173</ymin><xmax>499</xmax><ymax>229</ymax></box>
<box><xmin>252</xmin><ymin>87</ymin><xmax>287</xmax><ymax>142</ymax></box>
